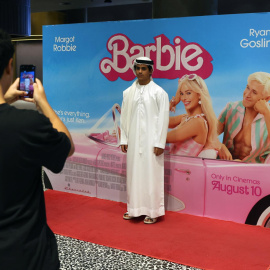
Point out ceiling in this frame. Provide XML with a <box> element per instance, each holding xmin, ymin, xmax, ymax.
<box><xmin>31</xmin><ymin>0</ymin><xmax>152</xmax><ymax>13</ymax></box>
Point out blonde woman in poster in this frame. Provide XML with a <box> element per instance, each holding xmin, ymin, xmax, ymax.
<box><xmin>167</xmin><ymin>74</ymin><xmax>218</xmax><ymax>158</ymax></box>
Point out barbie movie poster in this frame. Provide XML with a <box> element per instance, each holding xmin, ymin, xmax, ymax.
<box><xmin>43</xmin><ymin>13</ymin><xmax>270</xmax><ymax>226</ymax></box>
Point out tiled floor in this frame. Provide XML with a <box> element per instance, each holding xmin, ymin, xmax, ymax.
<box><xmin>56</xmin><ymin>234</ymin><xmax>201</xmax><ymax>270</ymax></box>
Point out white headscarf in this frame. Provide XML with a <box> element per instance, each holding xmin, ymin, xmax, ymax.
<box><xmin>132</xmin><ymin>56</ymin><xmax>154</xmax><ymax>76</ymax></box>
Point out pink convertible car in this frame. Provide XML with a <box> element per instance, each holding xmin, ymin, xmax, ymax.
<box><xmin>44</xmin><ymin>104</ymin><xmax>270</xmax><ymax>228</ymax></box>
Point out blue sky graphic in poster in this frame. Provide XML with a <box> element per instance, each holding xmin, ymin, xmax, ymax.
<box><xmin>43</xmin><ymin>13</ymin><xmax>270</xmax><ymax>133</ymax></box>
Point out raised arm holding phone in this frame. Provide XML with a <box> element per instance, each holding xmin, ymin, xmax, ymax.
<box><xmin>0</xmin><ymin>28</ymin><xmax>74</xmax><ymax>270</ymax></box>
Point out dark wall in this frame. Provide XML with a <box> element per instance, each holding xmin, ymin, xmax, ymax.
<box><xmin>218</xmin><ymin>0</ymin><xmax>270</xmax><ymax>14</ymax></box>
<box><xmin>15</xmin><ymin>41</ymin><xmax>43</xmax><ymax>82</ymax></box>
<box><xmin>153</xmin><ymin>0</ymin><xmax>217</xmax><ymax>18</ymax></box>
<box><xmin>64</xmin><ymin>3</ymin><xmax>153</xmax><ymax>24</ymax></box>
<box><xmin>87</xmin><ymin>3</ymin><xmax>152</xmax><ymax>22</ymax></box>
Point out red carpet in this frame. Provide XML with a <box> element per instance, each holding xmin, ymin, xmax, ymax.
<box><xmin>45</xmin><ymin>190</ymin><xmax>270</xmax><ymax>270</ymax></box>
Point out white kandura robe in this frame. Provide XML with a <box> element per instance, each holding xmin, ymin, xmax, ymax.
<box><xmin>120</xmin><ymin>80</ymin><xmax>169</xmax><ymax>218</ymax></box>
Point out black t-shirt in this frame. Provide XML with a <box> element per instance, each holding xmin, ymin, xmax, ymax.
<box><xmin>0</xmin><ymin>103</ymin><xmax>71</xmax><ymax>270</ymax></box>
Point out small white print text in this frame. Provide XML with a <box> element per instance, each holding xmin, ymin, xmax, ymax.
<box><xmin>240</xmin><ymin>29</ymin><xmax>270</xmax><ymax>48</ymax></box>
<box><xmin>54</xmin><ymin>110</ymin><xmax>90</xmax><ymax>124</ymax></box>
<box><xmin>53</xmin><ymin>36</ymin><xmax>77</xmax><ymax>52</ymax></box>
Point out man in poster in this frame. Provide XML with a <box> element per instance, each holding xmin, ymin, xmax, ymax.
<box><xmin>218</xmin><ymin>72</ymin><xmax>270</xmax><ymax>163</ymax></box>
<box><xmin>120</xmin><ymin>57</ymin><xmax>169</xmax><ymax>224</ymax></box>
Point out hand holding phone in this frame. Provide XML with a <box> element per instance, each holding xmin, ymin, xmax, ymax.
<box><xmin>19</xmin><ymin>65</ymin><xmax>36</xmax><ymax>98</ymax></box>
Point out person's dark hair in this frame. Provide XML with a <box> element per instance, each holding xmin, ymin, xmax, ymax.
<box><xmin>0</xmin><ymin>29</ymin><xmax>14</xmax><ymax>79</ymax></box>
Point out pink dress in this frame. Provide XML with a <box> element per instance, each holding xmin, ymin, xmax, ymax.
<box><xmin>170</xmin><ymin>114</ymin><xmax>207</xmax><ymax>157</ymax></box>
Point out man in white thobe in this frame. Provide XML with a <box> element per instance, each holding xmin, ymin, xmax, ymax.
<box><xmin>120</xmin><ymin>57</ymin><xmax>169</xmax><ymax>224</ymax></box>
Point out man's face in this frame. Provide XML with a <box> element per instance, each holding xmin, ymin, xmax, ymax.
<box><xmin>135</xmin><ymin>64</ymin><xmax>152</xmax><ymax>85</ymax></box>
<box><xmin>242</xmin><ymin>80</ymin><xmax>265</xmax><ymax>108</ymax></box>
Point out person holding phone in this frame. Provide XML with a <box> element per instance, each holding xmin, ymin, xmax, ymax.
<box><xmin>218</xmin><ymin>72</ymin><xmax>270</xmax><ymax>163</ymax></box>
<box><xmin>0</xmin><ymin>29</ymin><xmax>74</xmax><ymax>270</ymax></box>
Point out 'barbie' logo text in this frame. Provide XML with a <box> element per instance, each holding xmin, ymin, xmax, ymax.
<box><xmin>99</xmin><ymin>34</ymin><xmax>213</xmax><ymax>81</ymax></box>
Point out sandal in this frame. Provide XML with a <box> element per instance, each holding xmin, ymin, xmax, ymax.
<box><xmin>144</xmin><ymin>216</ymin><xmax>157</xmax><ymax>224</ymax></box>
<box><xmin>123</xmin><ymin>212</ymin><xmax>134</xmax><ymax>220</ymax></box>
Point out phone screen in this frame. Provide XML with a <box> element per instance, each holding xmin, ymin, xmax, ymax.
<box><xmin>19</xmin><ymin>65</ymin><xmax>36</xmax><ymax>98</ymax></box>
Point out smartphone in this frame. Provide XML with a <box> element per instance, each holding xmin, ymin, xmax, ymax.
<box><xmin>19</xmin><ymin>65</ymin><xmax>36</xmax><ymax>98</ymax></box>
